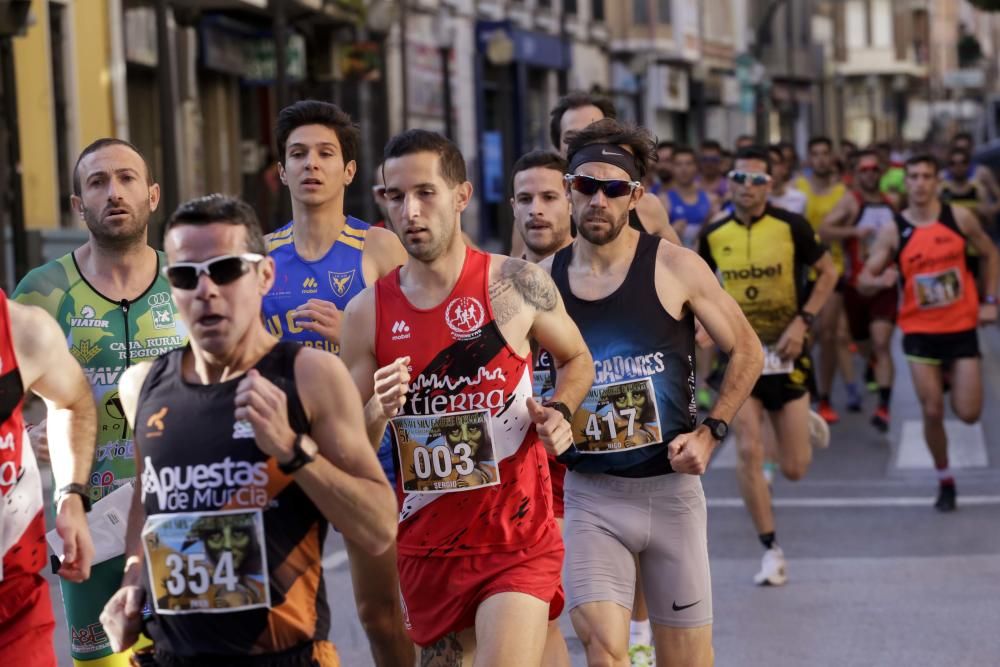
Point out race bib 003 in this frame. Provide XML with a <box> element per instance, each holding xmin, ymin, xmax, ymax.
<box><xmin>571</xmin><ymin>378</ymin><xmax>662</xmax><ymax>454</ymax></box>
<box><xmin>391</xmin><ymin>409</ymin><xmax>500</xmax><ymax>494</ymax></box>
<box><xmin>914</xmin><ymin>268</ymin><xmax>962</xmax><ymax>310</ymax></box>
<box><xmin>762</xmin><ymin>345</ymin><xmax>794</xmax><ymax>376</ymax></box>
<box><xmin>142</xmin><ymin>509</ymin><xmax>270</xmax><ymax>615</ymax></box>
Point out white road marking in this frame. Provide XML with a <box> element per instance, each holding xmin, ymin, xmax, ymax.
<box><xmin>896</xmin><ymin>419</ymin><xmax>988</xmax><ymax>469</ymax></box>
<box><xmin>707</xmin><ymin>495</ymin><xmax>1000</xmax><ymax>508</ymax></box>
<box><xmin>322</xmin><ymin>550</ymin><xmax>350</xmax><ymax>570</ymax></box>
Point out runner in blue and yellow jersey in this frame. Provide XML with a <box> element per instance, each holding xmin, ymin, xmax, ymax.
<box><xmin>12</xmin><ymin>139</ymin><xmax>186</xmax><ymax>667</ymax></box>
<box><xmin>260</xmin><ymin>100</ymin><xmax>411</xmax><ymax>667</ymax></box>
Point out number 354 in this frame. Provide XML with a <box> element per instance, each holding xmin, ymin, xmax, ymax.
<box><xmin>163</xmin><ymin>552</ymin><xmax>238</xmax><ymax>596</ymax></box>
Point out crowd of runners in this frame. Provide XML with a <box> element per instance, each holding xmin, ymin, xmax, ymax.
<box><xmin>0</xmin><ymin>92</ymin><xmax>996</xmax><ymax>667</ymax></box>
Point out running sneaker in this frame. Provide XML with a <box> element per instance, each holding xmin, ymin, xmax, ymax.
<box><xmin>845</xmin><ymin>383</ymin><xmax>862</xmax><ymax>413</ymax></box>
<box><xmin>629</xmin><ymin>644</ymin><xmax>655</xmax><ymax>667</ymax></box>
<box><xmin>808</xmin><ymin>409</ymin><xmax>830</xmax><ymax>449</ymax></box>
<box><xmin>753</xmin><ymin>546</ymin><xmax>788</xmax><ymax>586</ymax></box>
<box><xmin>696</xmin><ymin>386</ymin><xmax>713</xmax><ymax>411</ymax></box>
<box><xmin>816</xmin><ymin>400</ymin><xmax>840</xmax><ymax>424</ymax></box>
<box><xmin>871</xmin><ymin>406</ymin><xmax>890</xmax><ymax>433</ymax></box>
<box><xmin>934</xmin><ymin>482</ymin><xmax>957</xmax><ymax>512</ymax></box>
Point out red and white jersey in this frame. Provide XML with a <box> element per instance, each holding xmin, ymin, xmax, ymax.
<box><xmin>375</xmin><ymin>247</ymin><xmax>553</xmax><ymax>558</ymax></box>
<box><xmin>0</xmin><ymin>289</ymin><xmax>44</xmax><ymax>582</ymax></box>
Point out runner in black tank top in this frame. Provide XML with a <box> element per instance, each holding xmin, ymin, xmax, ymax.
<box><xmin>552</xmin><ymin>120</ymin><xmax>763</xmax><ymax>665</ymax></box>
<box><xmin>99</xmin><ymin>195</ymin><xmax>396</xmax><ymax>665</ymax></box>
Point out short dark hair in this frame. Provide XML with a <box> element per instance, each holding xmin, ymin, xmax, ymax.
<box><xmin>953</xmin><ymin>131</ymin><xmax>973</xmax><ymax>145</ymax></box>
<box><xmin>672</xmin><ymin>146</ymin><xmax>696</xmax><ymax>161</ymax></box>
<box><xmin>549</xmin><ymin>91</ymin><xmax>617</xmax><ymax>148</ymax></box>
<box><xmin>904</xmin><ymin>153</ymin><xmax>940</xmax><ymax>176</ymax></box>
<box><xmin>274</xmin><ymin>100</ymin><xmax>360</xmax><ymax>166</ymax></box>
<box><xmin>767</xmin><ymin>144</ymin><xmax>784</xmax><ymax>162</ymax></box>
<box><xmin>949</xmin><ymin>146</ymin><xmax>972</xmax><ymax>162</ymax></box>
<box><xmin>655</xmin><ymin>140</ymin><xmax>676</xmax><ymax>153</ymax></box>
<box><xmin>383</xmin><ymin>129</ymin><xmax>467</xmax><ymax>186</ymax></box>
<box><xmin>700</xmin><ymin>139</ymin><xmax>722</xmax><ymax>153</ymax></box>
<box><xmin>565</xmin><ymin>118</ymin><xmax>655</xmax><ymax>180</ymax></box>
<box><xmin>853</xmin><ymin>148</ymin><xmax>878</xmax><ymax>164</ymax></box>
<box><xmin>510</xmin><ymin>150</ymin><xmax>567</xmax><ymax>195</ymax></box>
<box><xmin>165</xmin><ymin>194</ymin><xmax>266</xmax><ymax>255</ymax></box>
<box><xmin>73</xmin><ymin>138</ymin><xmax>153</xmax><ymax>196</ymax></box>
<box><xmin>808</xmin><ymin>136</ymin><xmax>833</xmax><ymax>151</ymax></box>
<box><xmin>735</xmin><ymin>146</ymin><xmax>772</xmax><ymax>173</ymax></box>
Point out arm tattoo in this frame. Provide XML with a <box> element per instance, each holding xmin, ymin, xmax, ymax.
<box><xmin>489</xmin><ymin>258</ymin><xmax>559</xmax><ymax>325</ymax></box>
<box><xmin>420</xmin><ymin>632</ymin><xmax>463</xmax><ymax>667</ymax></box>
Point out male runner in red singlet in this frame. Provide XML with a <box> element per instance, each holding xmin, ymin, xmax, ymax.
<box><xmin>860</xmin><ymin>155</ymin><xmax>999</xmax><ymax>511</ymax></box>
<box><xmin>821</xmin><ymin>149</ymin><xmax>898</xmax><ymax>431</ymax></box>
<box><xmin>0</xmin><ymin>294</ymin><xmax>97</xmax><ymax>666</ymax></box>
<box><xmin>341</xmin><ymin>130</ymin><xmax>595</xmax><ymax>665</ymax></box>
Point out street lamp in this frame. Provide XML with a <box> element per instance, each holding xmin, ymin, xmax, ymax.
<box><xmin>434</xmin><ymin>6</ymin><xmax>456</xmax><ymax>140</ymax></box>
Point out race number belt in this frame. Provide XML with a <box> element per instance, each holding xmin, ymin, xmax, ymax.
<box><xmin>390</xmin><ymin>409</ymin><xmax>500</xmax><ymax>494</ymax></box>
<box><xmin>142</xmin><ymin>509</ymin><xmax>270</xmax><ymax>615</ymax></box>
<box><xmin>570</xmin><ymin>378</ymin><xmax>663</xmax><ymax>454</ymax></box>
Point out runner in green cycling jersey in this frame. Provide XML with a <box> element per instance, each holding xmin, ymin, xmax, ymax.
<box><xmin>12</xmin><ymin>138</ymin><xmax>186</xmax><ymax>667</ymax></box>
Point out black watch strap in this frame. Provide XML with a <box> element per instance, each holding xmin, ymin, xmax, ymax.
<box><xmin>798</xmin><ymin>310</ymin><xmax>816</xmax><ymax>326</ymax></box>
<box><xmin>702</xmin><ymin>417</ymin><xmax>729</xmax><ymax>441</ymax></box>
<box><xmin>543</xmin><ymin>400</ymin><xmax>573</xmax><ymax>424</ymax></box>
<box><xmin>278</xmin><ymin>434</ymin><xmax>314</xmax><ymax>475</ymax></box>
<box><xmin>56</xmin><ymin>483</ymin><xmax>92</xmax><ymax>512</ymax></box>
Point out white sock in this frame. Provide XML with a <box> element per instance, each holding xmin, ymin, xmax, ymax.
<box><xmin>630</xmin><ymin>619</ymin><xmax>652</xmax><ymax>646</ymax></box>
<box><xmin>936</xmin><ymin>467</ymin><xmax>953</xmax><ymax>482</ymax></box>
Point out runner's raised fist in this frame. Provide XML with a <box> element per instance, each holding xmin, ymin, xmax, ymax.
<box><xmin>527</xmin><ymin>397</ymin><xmax>572</xmax><ymax>456</ymax></box>
<box><xmin>373</xmin><ymin>356</ymin><xmax>411</xmax><ymax>420</ymax></box>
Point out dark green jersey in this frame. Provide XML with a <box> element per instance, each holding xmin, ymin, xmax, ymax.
<box><xmin>13</xmin><ymin>251</ymin><xmax>187</xmax><ymax>503</ymax></box>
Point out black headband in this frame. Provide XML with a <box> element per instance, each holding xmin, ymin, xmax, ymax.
<box><xmin>567</xmin><ymin>144</ymin><xmax>640</xmax><ymax>181</ymax></box>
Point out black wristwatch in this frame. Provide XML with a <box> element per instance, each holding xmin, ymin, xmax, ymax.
<box><xmin>543</xmin><ymin>400</ymin><xmax>573</xmax><ymax>424</ymax></box>
<box><xmin>278</xmin><ymin>433</ymin><xmax>317</xmax><ymax>475</ymax></box>
<box><xmin>701</xmin><ymin>418</ymin><xmax>729</xmax><ymax>441</ymax></box>
<box><xmin>56</xmin><ymin>483</ymin><xmax>92</xmax><ymax>512</ymax></box>
<box><xmin>797</xmin><ymin>310</ymin><xmax>816</xmax><ymax>326</ymax></box>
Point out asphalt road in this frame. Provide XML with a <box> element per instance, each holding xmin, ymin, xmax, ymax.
<box><xmin>46</xmin><ymin>328</ymin><xmax>1000</xmax><ymax>666</ymax></box>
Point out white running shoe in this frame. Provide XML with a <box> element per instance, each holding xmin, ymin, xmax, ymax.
<box><xmin>754</xmin><ymin>546</ymin><xmax>788</xmax><ymax>586</ymax></box>
<box><xmin>629</xmin><ymin>644</ymin><xmax>655</xmax><ymax>667</ymax></box>
<box><xmin>808</xmin><ymin>409</ymin><xmax>830</xmax><ymax>449</ymax></box>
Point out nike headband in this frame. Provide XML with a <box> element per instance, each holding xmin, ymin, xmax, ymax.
<box><xmin>567</xmin><ymin>143</ymin><xmax>641</xmax><ymax>181</ymax></box>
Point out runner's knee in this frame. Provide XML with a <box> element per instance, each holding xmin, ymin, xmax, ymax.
<box><xmin>735</xmin><ymin>436</ymin><xmax>763</xmax><ymax>468</ymax></box>
<box><xmin>920</xmin><ymin>397</ymin><xmax>945</xmax><ymax>422</ymax></box>
<box><xmin>953</xmin><ymin>402</ymin><xmax>981</xmax><ymax>424</ymax></box>
<box><xmin>356</xmin><ymin>596</ymin><xmax>405</xmax><ymax>640</ymax></box>
<box><xmin>780</xmin><ymin>458</ymin><xmax>809</xmax><ymax>482</ymax></box>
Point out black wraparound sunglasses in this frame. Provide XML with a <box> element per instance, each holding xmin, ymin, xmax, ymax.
<box><xmin>163</xmin><ymin>253</ymin><xmax>264</xmax><ymax>290</ymax></box>
<box><xmin>564</xmin><ymin>174</ymin><xmax>640</xmax><ymax>198</ymax></box>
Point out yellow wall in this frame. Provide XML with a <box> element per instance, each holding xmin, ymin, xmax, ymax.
<box><xmin>13</xmin><ymin>0</ymin><xmax>58</xmax><ymax>230</ymax></box>
<box><xmin>72</xmin><ymin>0</ymin><xmax>114</xmax><ymax>145</ymax></box>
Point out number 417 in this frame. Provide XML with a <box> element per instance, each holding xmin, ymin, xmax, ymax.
<box><xmin>584</xmin><ymin>408</ymin><xmax>637</xmax><ymax>440</ymax></box>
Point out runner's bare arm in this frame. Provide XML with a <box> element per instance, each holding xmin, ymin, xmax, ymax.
<box><xmin>635</xmin><ymin>191</ymin><xmax>681</xmax><ymax>244</ymax></box>
<box><xmin>858</xmin><ymin>221</ymin><xmax>900</xmax><ymax>291</ymax></box>
<box><xmin>818</xmin><ymin>193</ymin><xmax>860</xmax><ymax>241</ymax></box>
<box><xmin>340</xmin><ymin>287</ymin><xmax>407</xmax><ymax>449</ymax></box>
<box><xmin>362</xmin><ymin>225</ymin><xmax>409</xmax><ymax>284</ymax></box>
<box><xmin>11</xmin><ymin>301</ymin><xmax>98</xmax><ymax>582</ymax></box>
<box><xmin>801</xmin><ymin>251</ymin><xmax>838</xmax><ymax>317</ymax></box>
<box><xmin>118</xmin><ymin>362</ymin><xmax>154</xmax><ymax>588</ymax></box>
<box><xmin>976</xmin><ymin>165</ymin><xmax>1000</xmax><ymax>218</ymax></box>
<box><xmin>954</xmin><ymin>205</ymin><xmax>1000</xmax><ymax>303</ymax></box>
<box><xmin>667</xmin><ymin>249</ymin><xmax>763</xmax><ymax>424</ymax></box>
<box><xmin>283</xmin><ymin>348</ymin><xmax>396</xmax><ymax>554</ymax></box>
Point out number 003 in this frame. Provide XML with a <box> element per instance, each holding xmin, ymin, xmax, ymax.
<box><xmin>412</xmin><ymin>443</ymin><xmax>475</xmax><ymax>479</ymax></box>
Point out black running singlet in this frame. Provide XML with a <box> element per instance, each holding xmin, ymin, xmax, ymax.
<box><xmin>551</xmin><ymin>233</ymin><xmax>697</xmax><ymax>477</ymax></box>
<box><xmin>628</xmin><ymin>209</ymin><xmax>644</xmax><ymax>232</ymax></box>
<box><xmin>134</xmin><ymin>342</ymin><xmax>328</xmax><ymax>657</ymax></box>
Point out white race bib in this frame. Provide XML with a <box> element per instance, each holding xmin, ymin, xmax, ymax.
<box><xmin>142</xmin><ymin>509</ymin><xmax>270</xmax><ymax>615</ymax></box>
<box><xmin>762</xmin><ymin>345</ymin><xmax>794</xmax><ymax>376</ymax></box>
<box><xmin>391</xmin><ymin>409</ymin><xmax>500</xmax><ymax>494</ymax></box>
<box><xmin>571</xmin><ymin>378</ymin><xmax>663</xmax><ymax>454</ymax></box>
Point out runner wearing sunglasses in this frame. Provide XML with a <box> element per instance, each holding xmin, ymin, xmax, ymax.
<box><xmin>539</xmin><ymin>119</ymin><xmax>762</xmax><ymax>667</ymax></box>
<box><xmin>259</xmin><ymin>101</ymin><xmax>413</xmax><ymax>667</ymax></box>
<box><xmin>820</xmin><ymin>150</ymin><xmax>898</xmax><ymax>432</ymax></box>
<box><xmin>700</xmin><ymin>146</ymin><xmax>837</xmax><ymax>587</ymax></box>
<box><xmin>12</xmin><ymin>138</ymin><xmax>187</xmax><ymax>667</ymax></box>
<box><xmin>341</xmin><ymin>129</ymin><xmax>594</xmax><ymax>665</ymax></box>
<box><xmin>100</xmin><ymin>194</ymin><xmax>397</xmax><ymax>665</ymax></box>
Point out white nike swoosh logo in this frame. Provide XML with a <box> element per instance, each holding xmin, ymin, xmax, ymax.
<box><xmin>601</xmin><ymin>149</ymin><xmax>623</xmax><ymax>156</ymax></box>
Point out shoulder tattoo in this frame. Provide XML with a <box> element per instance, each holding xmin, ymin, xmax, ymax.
<box><xmin>488</xmin><ymin>258</ymin><xmax>558</xmax><ymax>325</ymax></box>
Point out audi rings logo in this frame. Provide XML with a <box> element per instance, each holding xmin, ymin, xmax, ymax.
<box><xmin>148</xmin><ymin>292</ymin><xmax>171</xmax><ymax>307</ymax></box>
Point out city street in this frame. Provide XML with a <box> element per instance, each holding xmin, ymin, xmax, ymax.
<box><xmin>47</xmin><ymin>328</ymin><xmax>1000</xmax><ymax>666</ymax></box>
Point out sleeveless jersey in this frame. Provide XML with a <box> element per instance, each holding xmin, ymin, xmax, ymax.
<box><xmin>700</xmin><ymin>205</ymin><xmax>826</xmax><ymax>345</ymax></box>
<box><xmin>895</xmin><ymin>204</ymin><xmax>979</xmax><ymax>335</ymax></box>
<box><xmin>263</xmin><ymin>217</ymin><xmax>371</xmax><ymax>354</ymax></box>
<box><xmin>843</xmin><ymin>193</ymin><xmax>895</xmax><ymax>285</ymax></box>
<box><xmin>666</xmin><ymin>189</ymin><xmax>712</xmax><ymax>248</ymax></box>
<box><xmin>628</xmin><ymin>209</ymin><xmax>644</xmax><ymax>232</ymax></box>
<box><xmin>797</xmin><ymin>176</ymin><xmax>847</xmax><ymax>272</ymax></box>
<box><xmin>0</xmin><ymin>290</ymin><xmax>45</xmax><ymax>583</ymax></box>
<box><xmin>135</xmin><ymin>343</ymin><xmax>329</xmax><ymax>656</ymax></box>
<box><xmin>375</xmin><ymin>247</ymin><xmax>551</xmax><ymax>557</ymax></box>
<box><xmin>552</xmin><ymin>233</ymin><xmax>696</xmax><ymax>477</ymax></box>
<box><xmin>12</xmin><ymin>252</ymin><xmax>187</xmax><ymax>503</ymax></box>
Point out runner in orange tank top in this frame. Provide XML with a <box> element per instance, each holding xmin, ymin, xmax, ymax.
<box><xmin>859</xmin><ymin>154</ymin><xmax>1000</xmax><ymax>513</ymax></box>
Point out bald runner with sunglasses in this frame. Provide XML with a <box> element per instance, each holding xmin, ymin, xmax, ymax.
<box><xmin>540</xmin><ymin>119</ymin><xmax>763</xmax><ymax>667</ymax></box>
<box><xmin>700</xmin><ymin>146</ymin><xmax>837</xmax><ymax>587</ymax></box>
<box><xmin>101</xmin><ymin>195</ymin><xmax>396</xmax><ymax>665</ymax></box>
